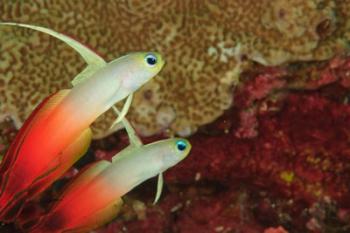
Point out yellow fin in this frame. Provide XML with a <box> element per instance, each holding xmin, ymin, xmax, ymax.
<box><xmin>111</xmin><ymin>103</ymin><xmax>143</xmax><ymax>147</ymax></box>
<box><xmin>0</xmin><ymin>22</ymin><xmax>106</xmax><ymax>86</ymax></box>
<box><xmin>109</xmin><ymin>94</ymin><xmax>133</xmax><ymax>130</ymax></box>
<box><xmin>71</xmin><ymin>64</ymin><xmax>104</xmax><ymax>86</ymax></box>
<box><xmin>153</xmin><ymin>173</ymin><xmax>163</xmax><ymax>204</ymax></box>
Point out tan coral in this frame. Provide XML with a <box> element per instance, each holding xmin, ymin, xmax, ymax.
<box><xmin>0</xmin><ymin>0</ymin><xmax>349</xmax><ymax>139</ymax></box>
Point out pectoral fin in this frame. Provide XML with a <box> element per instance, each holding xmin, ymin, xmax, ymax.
<box><xmin>0</xmin><ymin>22</ymin><xmax>107</xmax><ymax>86</ymax></box>
<box><xmin>153</xmin><ymin>173</ymin><xmax>163</xmax><ymax>204</ymax></box>
<box><xmin>71</xmin><ymin>64</ymin><xmax>105</xmax><ymax>86</ymax></box>
<box><xmin>109</xmin><ymin>94</ymin><xmax>133</xmax><ymax>129</ymax></box>
<box><xmin>111</xmin><ymin>100</ymin><xmax>143</xmax><ymax>148</ymax></box>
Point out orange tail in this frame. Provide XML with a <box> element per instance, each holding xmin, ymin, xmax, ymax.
<box><xmin>0</xmin><ymin>90</ymin><xmax>71</xmax><ymax>222</ymax></box>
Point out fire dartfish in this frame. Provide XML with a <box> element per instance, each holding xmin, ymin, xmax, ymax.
<box><xmin>0</xmin><ymin>22</ymin><xmax>165</xmax><ymax>221</ymax></box>
<box><xmin>29</xmin><ymin>110</ymin><xmax>191</xmax><ymax>233</ymax></box>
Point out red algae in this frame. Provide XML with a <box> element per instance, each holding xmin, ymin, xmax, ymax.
<box><xmin>264</xmin><ymin>226</ymin><xmax>289</xmax><ymax>233</ymax></box>
<box><xmin>94</xmin><ymin>57</ymin><xmax>350</xmax><ymax>233</ymax></box>
<box><xmin>167</xmin><ymin>92</ymin><xmax>350</xmax><ymax>201</ymax></box>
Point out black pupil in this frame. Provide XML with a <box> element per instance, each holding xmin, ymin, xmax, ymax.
<box><xmin>146</xmin><ymin>56</ymin><xmax>157</xmax><ymax>65</ymax></box>
<box><xmin>177</xmin><ymin>142</ymin><xmax>186</xmax><ymax>151</ymax></box>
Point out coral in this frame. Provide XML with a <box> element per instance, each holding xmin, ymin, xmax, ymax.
<box><xmin>0</xmin><ymin>117</ymin><xmax>17</xmax><ymax>154</ymax></box>
<box><xmin>0</xmin><ymin>0</ymin><xmax>349</xmax><ymax>139</ymax></box>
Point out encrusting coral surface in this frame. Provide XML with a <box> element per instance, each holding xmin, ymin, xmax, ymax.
<box><xmin>0</xmin><ymin>0</ymin><xmax>349</xmax><ymax>139</ymax></box>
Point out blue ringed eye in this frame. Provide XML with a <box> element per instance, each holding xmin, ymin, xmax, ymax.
<box><xmin>145</xmin><ymin>54</ymin><xmax>157</xmax><ymax>66</ymax></box>
<box><xmin>176</xmin><ymin>140</ymin><xmax>187</xmax><ymax>151</ymax></box>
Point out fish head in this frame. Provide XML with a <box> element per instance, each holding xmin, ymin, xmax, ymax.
<box><xmin>116</xmin><ymin>52</ymin><xmax>165</xmax><ymax>92</ymax></box>
<box><xmin>147</xmin><ymin>138</ymin><xmax>191</xmax><ymax>173</ymax></box>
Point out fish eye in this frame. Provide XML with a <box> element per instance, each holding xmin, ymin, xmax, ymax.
<box><xmin>176</xmin><ymin>140</ymin><xmax>187</xmax><ymax>151</ymax></box>
<box><xmin>145</xmin><ymin>54</ymin><xmax>157</xmax><ymax>66</ymax></box>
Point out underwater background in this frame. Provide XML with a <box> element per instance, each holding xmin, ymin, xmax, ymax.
<box><xmin>0</xmin><ymin>0</ymin><xmax>350</xmax><ymax>232</ymax></box>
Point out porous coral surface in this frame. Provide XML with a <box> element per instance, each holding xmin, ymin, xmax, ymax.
<box><xmin>1</xmin><ymin>0</ymin><xmax>349</xmax><ymax>140</ymax></box>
